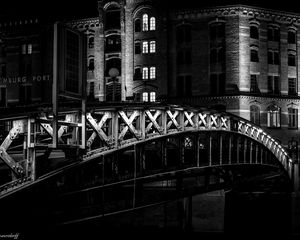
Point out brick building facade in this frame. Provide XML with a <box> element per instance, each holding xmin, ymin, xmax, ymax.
<box><xmin>1</xmin><ymin>0</ymin><xmax>300</xmax><ymax>158</ymax></box>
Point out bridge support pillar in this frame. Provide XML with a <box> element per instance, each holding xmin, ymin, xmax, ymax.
<box><xmin>26</xmin><ymin>118</ymin><xmax>36</xmax><ymax>181</ymax></box>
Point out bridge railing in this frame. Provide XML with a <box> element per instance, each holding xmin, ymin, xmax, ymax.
<box><xmin>0</xmin><ymin>103</ymin><xmax>293</xmax><ymax>195</ymax></box>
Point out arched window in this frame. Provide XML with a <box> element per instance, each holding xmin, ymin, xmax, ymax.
<box><xmin>250</xmin><ymin>105</ymin><xmax>260</xmax><ymax>125</ymax></box>
<box><xmin>268</xmin><ymin>26</ymin><xmax>280</xmax><ymax>41</ymax></box>
<box><xmin>135</xmin><ymin>19</ymin><xmax>141</xmax><ymax>32</ymax></box>
<box><xmin>267</xmin><ymin>105</ymin><xmax>281</xmax><ymax>128</ymax></box>
<box><xmin>288</xmin><ymin>107</ymin><xmax>298</xmax><ymax>129</ymax></box>
<box><xmin>150</xmin><ymin>41</ymin><xmax>156</xmax><ymax>53</ymax></box>
<box><xmin>142</xmin><ymin>67</ymin><xmax>148</xmax><ymax>79</ymax></box>
<box><xmin>88</xmin><ymin>58</ymin><xmax>94</xmax><ymax>71</ymax></box>
<box><xmin>250</xmin><ymin>25</ymin><xmax>259</xmax><ymax>39</ymax></box>
<box><xmin>134</xmin><ymin>67</ymin><xmax>142</xmax><ymax>80</ymax></box>
<box><xmin>150</xmin><ymin>17</ymin><xmax>156</xmax><ymax>30</ymax></box>
<box><xmin>142</xmin><ymin>41</ymin><xmax>148</xmax><ymax>53</ymax></box>
<box><xmin>143</xmin><ymin>14</ymin><xmax>148</xmax><ymax>31</ymax></box>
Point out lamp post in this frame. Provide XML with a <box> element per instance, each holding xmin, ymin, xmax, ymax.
<box><xmin>108</xmin><ymin>68</ymin><xmax>119</xmax><ymax>102</ymax></box>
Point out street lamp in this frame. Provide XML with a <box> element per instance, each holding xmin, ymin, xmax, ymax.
<box><xmin>108</xmin><ymin>67</ymin><xmax>119</xmax><ymax>102</ymax></box>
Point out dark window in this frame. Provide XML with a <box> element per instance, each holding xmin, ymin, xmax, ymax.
<box><xmin>268</xmin><ymin>50</ymin><xmax>279</xmax><ymax>65</ymax></box>
<box><xmin>105</xmin><ymin>7</ymin><xmax>121</xmax><ymax>30</ymax></box>
<box><xmin>1</xmin><ymin>64</ymin><xmax>6</xmax><ymax>77</ymax></box>
<box><xmin>288</xmin><ymin>78</ymin><xmax>297</xmax><ymax>96</ymax></box>
<box><xmin>250</xmin><ymin>25</ymin><xmax>259</xmax><ymax>39</ymax></box>
<box><xmin>176</xmin><ymin>25</ymin><xmax>191</xmax><ymax>44</ymax></box>
<box><xmin>135</xmin><ymin>42</ymin><xmax>141</xmax><ymax>54</ymax></box>
<box><xmin>210</xmin><ymin>49</ymin><xmax>218</xmax><ymax>64</ymax></box>
<box><xmin>268</xmin><ymin>76</ymin><xmax>280</xmax><ymax>94</ymax></box>
<box><xmin>0</xmin><ymin>88</ymin><xmax>6</xmax><ymax>107</ymax></box>
<box><xmin>210</xmin><ymin>23</ymin><xmax>225</xmax><ymax>40</ymax></box>
<box><xmin>88</xmin><ymin>81</ymin><xmax>95</xmax><ymax>99</ymax></box>
<box><xmin>288</xmin><ymin>53</ymin><xmax>296</xmax><ymax>66</ymax></box>
<box><xmin>26</xmin><ymin>63</ymin><xmax>32</xmax><ymax>76</ymax></box>
<box><xmin>251</xmin><ymin>49</ymin><xmax>259</xmax><ymax>62</ymax></box>
<box><xmin>185</xmin><ymin>50</ymin><xmax>192</xmax><ymax>64</ymax></box>
<box><xmin>88</xmin><ymin>59</ymin><xmax>94</xmax><ymax>71</ymax></box>
<box><xmin>288</xmin><ymin>108</ymin><xmax>298</xmax><ymax>129</ymax></box>
<box><xmin>88</xmin><ymin>37</ymin><xmax>94</xmax><ymax>48</ymax></box>
<box><xmin>250</xmin><ymin>105</ymin><xmax>260</xmax><ymax>125</ymax></box>
<box><xmin>185</xmin><ymin>75</ymin><xmax>192</xmax><ymax>96</ymax></box>
<box><xmin>288</xmin><ymin>31</ymin><xmax>296</xmax><ymax>44</ymax></box>
<box><xmin>177</xmin><ymin>75</ymin><xmax>184</xmax><ymax>96</ymax></box>
<box><xmin>135</xmin><ymin>19</ymin><xmax>141</xmax><ymax>32</ymax></box>
<box><xmin>268</xmin><ymin>27</ymin><xmax>280</xmax><ymax>41</ymax></box>
<box><xmin>177</xmin><ymin>51</ymin><xmax>184</xmax><ymax>64</ymax></box>
<box><xmin>210</xmin><ymin>74</ymin><xmax>218</xmax><ymax>95</ymax></box>
<box><xmin>250</xmin><ymin>75</ymin><xmax>260</xmax><ymax>93</ymax></box>
<box><xmin>210</xmin><ymin>73</ymin><xmax>225</xmax><ymax>95</ymax></box>
<box><xmin>19</xmin><ymin>85</ymin><xmax>32</xmax><ymax>104</ymax></box>
<box><xmin>134</xmin><ymin>68</ymin><xmax>142</xmax><ymax>80</ymax></box>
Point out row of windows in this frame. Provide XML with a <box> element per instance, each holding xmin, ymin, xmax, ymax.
<box><xmin>135</xmin><ymin>41</ymin><xmax>156</xmax><ymax>54</ymax></box>
<box><xmin>250</xmin><ymin>105</ymin><xmax>298</xmax><ymax>129</ymax></box>
<box><xmin>134</xmin><ymin>66</ymin><xmax>156</xmax><ymax>80</ymax></box>
<box><xmin>250</xmin><ymin>74</ymin><xmax>298</xmax><ymax>95</ymax></box>
<box><xmin>142</xmin><ymin>92</ymin><xmax>156</xmax><ymax>102</ymax></box>
<box><xmin>250</xmin><ymin>25</ymin><xmax>297</xmax><ymax>44</ymax></box>
<box><xmin>250</xmin><ymin>48</ymin><xmax>297</xmax><ymax>66</ymax></box>
<box><xmin>135</xmin><ymin>14</ymin><xmax>156</xmax><ymax>32</ymax></box>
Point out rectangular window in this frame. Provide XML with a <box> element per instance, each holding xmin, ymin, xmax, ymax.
<box><xmin>267</xmin><ymin>110</ymin><xmax>280</xmax><ymax>128</ymax></box>
<box><xmin>142</xmin><ymin>41</ymin><xmax>148</xmax><ymax>53</ymax></box>
<box><xmin>177</xmin><ymin>76</ymin><xmax>184</xmax><ymax>97</ymax></box>
<box><xmin>150</xmin><ymin>92</ymin><xmax>156</xmax><ymax>102</ymax></box>
<box><xmin>142</xmin><ymin>67</ymin><xmax>148</xmax><ymax>79</ymax></box>
<box><xmin>142</xmin><ymin>92</ymin><xmax>148</xmax><ymax>102</ymax></box>
<box><xmin>268</xmin><ymin>76</ymin><xmax>280</xmax><ymax>94</ymax></box>
<box><xmin>250</xmin><ymin>75</ymin><xmax>259</xmax><ymax>93</ymax></box>
<box><xmin>185</xmin><ymin>75</ymin><xmax>192</xmax><ymax>96</ymax></box>
<box><xmin>288</xmin><ymin>78</ymin><xmax>297</xmax><ymax>96</ymax></box>
<box><xmin>27</xmin><ymin>44</ymin><xmax>32</xmax><ymax>54</ymax></box>
<box><xmin>21</xmin><ymin>44</ymin><xmax>26</xmax><ymax>54</ymax></box>
<box><xmin>150</xmin><ymin>67</ymin><xmax>156</xmax><ymax>79</ymax></box>
<box><xmin>0</xmin><ymin>87</ymin><xmax>6</xmax><ymax>107</ymax></box>
<box><xmin>288</xmin><ymin>108</ymin><xmax>298</xmax><ymax>129</ymax></box>
<box><xmin>135</xmin><ymin>42</ymin><xmax>141</xmax><ymax>54</ymax></box>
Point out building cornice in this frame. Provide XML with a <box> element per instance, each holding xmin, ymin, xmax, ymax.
<box><xmin>174</xmin><ymin>5</ymin><xmax>300</xmax><ymax>25</ymax></box>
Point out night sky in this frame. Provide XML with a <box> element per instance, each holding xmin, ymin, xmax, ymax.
<box><xmin>0</xmin><ymin>0</ymin><xmax>300</xmax><ymax>20</ymax></box>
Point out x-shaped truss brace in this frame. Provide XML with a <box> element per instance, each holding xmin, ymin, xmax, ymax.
<box><xmin>86</xmin><ymin>112</ymin><xmax>111</xmax><ymax>147</ymax></box>
<box><xmin>166</xmin><ymin>110</ymin><xmax>180</xmax><ymax>130</ymax></box>
<box><xmin>184</xmin><ymin>112</ymin><xmax>195</xmax><ymax>127</ymax></box>
<box><xmin>145</xmin><ymin>110</ymin><xmax>163</xmax><ymax>134</ymax></box>
<box><xmin>118</xmin><ymin>111</ymin><xmax>140</xmax><ymax>140</ymax></box>
<box><xmin>39</xmin><ymin>116</ymin><xmax>69</xmax><ymax>144</ymax></box>
<box><xmin>0</xmin><ymin>121</ymin><xmax>25</xmax><ymax>176</ymax></box>
<box><xmin>198</xmin><ymin>113</ymin><xmax>207</xmax><ymax>127</ymax></box>
<box><xmin>210</xmin><ymin>115</ymin><xmax>218</xmax><ymax>128</ymax></box>
<box><xmin>220</xmin><ymin>117</ymin><xmax>228</xmax><ymax>129</ymax></box>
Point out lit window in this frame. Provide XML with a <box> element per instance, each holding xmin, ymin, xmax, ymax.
<box><xmin>142</xmin><ymin>41</ymin><xmax>148</xmax><ymax>53</ymax></box>
<box><xmin>143</xmin><ymin>14</ymin><xmax>148</xmax><ymax>31</ymax></box>
<box><xmin>27</xmin><ymin>44</ymin><xmax>32</xmax><ymax>54</ymax></box>
<box><xmin>150</xmin><ymin>17</ymin><xmax>156</xmax><ymax>31</ymax></box>
<box><xmin>142</xmin><ymin>67</ymin><xmax>148</xmax><ymax>79</ymax></box>
<box><xmin>22</xmin><ymin>44</ymin><xmax>26</xmax><ymax>54</ymax></box>
<box><xmin>288</xmin><ymin>108</ymin><xmax>298</xmax><ymax>129</ymax></box>
<box><xmin>142</xmin><ymin>92</ymin><xmax>148</xmax><ymax>102</ymax></box>
<box><xmin>150</xmin><ymin>92</ymin><xmax>156</xmax><ymax>102</ymax></box>
<box><xmin>150</xmin><ymin>67</ymin><xmax>156</xmax><ymax>79</ymax></box>
<box><xmin>267</xmin><ymin>105</ymin><xmax>281</xmax><ymax>128</ymax></box>
<box><xmin>150</xmin><ymin>41</ymin><xmax>156</xmax><ymax>53</ymax></box>
<box><xmin>250</xmin><ymin>105</ymin><xmax>260</xmax><ymax>125</ymax></box>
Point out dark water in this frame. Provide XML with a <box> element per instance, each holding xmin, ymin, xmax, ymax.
<box><xmin>56</xmin><ymin>189</ymin><xmax>293</xmax><ymax>238</ymax></box>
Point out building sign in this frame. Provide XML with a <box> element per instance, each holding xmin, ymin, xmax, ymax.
<box><xmin>0</xmin><ymin>75</ymin><xmax>51</xmax><ymax>85</ymax></box>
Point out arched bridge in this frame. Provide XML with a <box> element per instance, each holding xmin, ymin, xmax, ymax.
<box><xmin>0</xmin><ymin>103</ymin><xmax>295</xmax><ymax>230</ymax></box>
